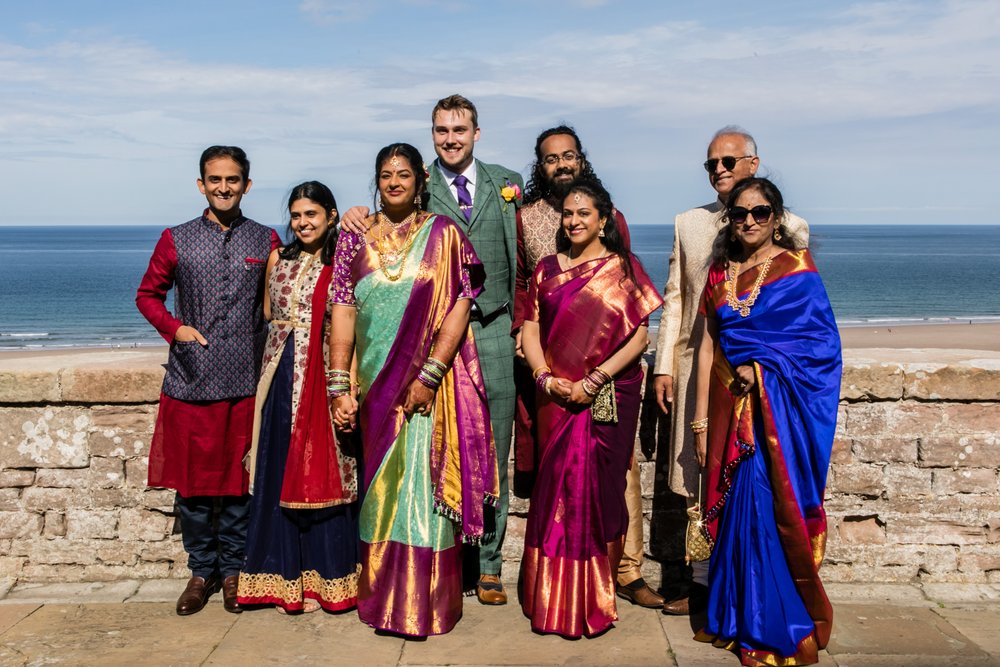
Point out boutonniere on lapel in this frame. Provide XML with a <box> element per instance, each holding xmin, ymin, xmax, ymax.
<box><xmin>500</xmin><ymin>179</ymin><xmax>522</xmax><ymax>212</ymax></box>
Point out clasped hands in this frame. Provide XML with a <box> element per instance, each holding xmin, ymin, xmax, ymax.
<box><xmin>546</xmin><ymin>376</ymin><xmax>595</xmax><ymax>407</ymax></box>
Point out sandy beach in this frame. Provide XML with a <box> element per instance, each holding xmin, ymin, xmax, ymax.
<box><xmin>837</xmin><ymin>321</ymin><xmax>1000</xmax><ymax>352</ymax></box>
<box><xmin>1</xmin><ymin>322</ymin><xmax>998</xmax><ymax>362</ymax></box>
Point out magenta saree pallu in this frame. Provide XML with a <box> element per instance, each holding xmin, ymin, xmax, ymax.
<box><xmin>333</xmin><ymin>215</ymin><xmax>499</xmax><ymax>637</ymax></box>
<box><xmin>520</xmin><ymin>254</ymin><xmax>662</xmax><ymax>638</ymax></box>
<box><xmin>697</xmin><ymin>249</ymin><xmax>841</xmax><ymax>666</ymax></box>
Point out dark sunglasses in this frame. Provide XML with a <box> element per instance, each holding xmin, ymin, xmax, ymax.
<box><xmin>703</xmin><ymin>155</ymin><xmax>752</xmax><ymax>173</ymax></box>
<box><xmin>728</xmin><ymin>205</ymin><xmax>773</xmax><ymax>224</ymax></box>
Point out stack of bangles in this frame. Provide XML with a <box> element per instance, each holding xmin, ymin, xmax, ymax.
<box><xmin>533</xmin><ymin>366</ymin><xmax>553</xmax><ymax>396</ymax></box>
<box><xmin>416</xmin><ymin>357</ymin><xmax>448</xmax><ymax>390</ymax></box>
<box><xmin>581</xmin><ymin>366</ymin><xmax>612</xmax><ymax>397</ymax></box>
<box><xmin>690</xmin><ymin>417</ymin><xmax>709</xmax><ymax>434</ymax></box>
<box><xmin>326</xmin><ymin>369</ymin><xmax>352</xmax><ymax>398</ymax></box>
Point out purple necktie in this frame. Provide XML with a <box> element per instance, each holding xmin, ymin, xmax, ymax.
<box><xmin>453</xmin><ymin>175</ymin><xmax>473</xmax><ymax>221</ymax></box>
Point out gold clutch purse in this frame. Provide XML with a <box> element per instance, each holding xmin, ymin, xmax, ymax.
<box><xmin>685</xmin><ymin>473</ymin><xmax>712</xmax><ymax>563</ymax></box>
<box><xmin>590</xmin><ymin>380</ymin><xmax>618</xmax><ymax>424</ymax></box>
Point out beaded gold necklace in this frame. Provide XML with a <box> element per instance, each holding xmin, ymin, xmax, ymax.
<box><xmin>725</xmin><ymin>255</ymin><xmax>773</xmax><ymax>317</ymax></box>
<box><xmin>373</xmin><ymin>210</ymin><xmax>421</xmax><ymax>282</ymax></box>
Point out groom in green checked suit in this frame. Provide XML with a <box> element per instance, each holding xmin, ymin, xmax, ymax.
<box><xmin>427</xmin><ymin>94</ymin><xmax>521</xmax><ymax>605</ymax></box>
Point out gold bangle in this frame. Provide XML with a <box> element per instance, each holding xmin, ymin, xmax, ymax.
<box><xmin>532</xmin><ymin>365</ymin><xmax>551</xmax><ymax>380</ymax></box>
<box><xmin>689</xmin><ymin>418</ymin><xmax>709</xmax><ymax>433</ymax></box>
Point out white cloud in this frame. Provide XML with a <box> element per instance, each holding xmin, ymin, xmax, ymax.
<box><xmin>0</xmin><ymin>0</ymin><xmax>996</xmax><ymax>224</ymax></box>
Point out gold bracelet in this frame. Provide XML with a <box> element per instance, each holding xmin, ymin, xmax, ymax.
<box><xmin>532</xmin><ymin>365</ymin><xmax>551</xmax><ymax>380</ymax></box>
<box><xmin>689</xmin><ymin>417</ymin><xmax>709</xmax><ymax>433</ymax></box>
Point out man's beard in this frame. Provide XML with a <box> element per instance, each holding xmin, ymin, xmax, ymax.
<box><xmin>544</xmin><ymin>171</ymin><xmax>576</xmax><ymax>207</ymax></box>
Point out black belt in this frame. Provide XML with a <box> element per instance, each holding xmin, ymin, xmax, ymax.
<box><xmin>470</xmin><ymin>301</ymin><xmax>510</xmax><ymax>325</ymax></box>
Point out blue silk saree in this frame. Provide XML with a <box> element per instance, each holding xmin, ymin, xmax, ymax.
<box><xmin>696</xmin><ymin>249</ymin><xmax>841</xmax><ymax>666</ymax></box>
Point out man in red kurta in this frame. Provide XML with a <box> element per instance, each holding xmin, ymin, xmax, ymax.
<box><xmin>136</xmin><ymin>146</ymin><xmax>279</xmax><ymax>616</ymax></box>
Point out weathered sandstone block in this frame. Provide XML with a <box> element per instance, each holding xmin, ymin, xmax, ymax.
<box><xmin>0</xmin><ymin>370</ymin><xmax>59</xmax><ymax>403</ymax></box>
<box><xmin>888</xmin><ymin>518</ymin><xmax>989</xmax><ymax>545</ymax></box>
<box><xmin>882</xmin><ymin>464</ymin><xmax>933</xmax><ymax>499</ymax></box>
<box><xmin>20</xmin><ymin>487</ymin><xmax>78</xmax><ymax>511</ymax></box>
<box><xmin>138</xmin><ymin>540</ymin><xmax>186</xmax><ymax>563</ymax></box>
<box><xmin>837</xmin><ymin>516</ymin><xmax>886</xmax><ymax>544</ymax></box>
<box><xmin>0</xmin><ymin>511</ymin><xmax>43</xmax><ymax>539</ymax></box>
<box><xmin>0</xmin><ymin>408</ymin><xmax>90</xmax><ymax>469</ymax></box>
<box><xmin>829</xmin><ymin>464</ymin><xmax>883</xmax><ymax>497</ymax></box>
<box><xmin>830</xmin><ymin>437</ymin><xmax>853</xmax><ymax>464</ymax></box>
<box><xmin>919</xmin><ymin>434</ymin><xmax>1000</xmax><ymax>468</ymax></box>
<box><xmin>34</xmin><ymin>468</ymin><xmax>89</xmax><ymax>488</ymax></box>
<box><xmin>25</xmin><ymin>539</ymin><xmax>100</xmax><ymax>565</ymax></box>
<box><xmin>64</xmin><ymin>509</ymin><xmax>117</xmax><ymax>540</ymax></box>
<box><xmin>0</xmin><ymin>470</ymin><xmax>34</xmax><ymax>488</ymax></box>
<box><xmin>852</xmin><ymin>437</ymin><xmax>917</xmax><ymax>464</ymax></box>
<box><xmin>89</xmin><ymin>457</ymin><xmax>124</xmax><ymax>489</ymax></box>
<box><xmin>841</xmin><ymin>361</ymin><xmax>904</xmax><ymax>400</ymax></box>
<box><xmin>904</xmin><ymin>361</ymin><xmax>1000</xmax><ymax>401</ymax></box>
<box><xmin>0</xmin><ymin>489</ymin><xmax>21</xmax><ymax>512</ymax></box>
<box><xmin>118</xmin><ymin>508</ymin><xmax>172</xmax><ymax>542</ymax></box>
<box><xmin>932</xmin><ymin>468</ymin><xmax>999</xmax><ymax>495</ymax></box>
<box><xmin>42</xmin><ymin>511</ymin><xmax>65</xmax><ymax>538</ymax></box>
<box><xmin>60</xmin><ymin>367</ymin><xmax>163</xmax><ymax>404</ymax></box>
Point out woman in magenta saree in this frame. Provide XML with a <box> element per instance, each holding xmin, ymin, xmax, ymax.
<box><xmin>328</xmin><ymin>144</ymin><xmax>498</xmax><ymax>637</ymax></box>
<box><xmin>693</xmin><ymin>178</ymin><xmax>841</xmax><ymax>666</ymax></box>
<box><xmin>519</xmin><ymin>180</ymin><xmax>662</xmax><ymax>638</ymax></box>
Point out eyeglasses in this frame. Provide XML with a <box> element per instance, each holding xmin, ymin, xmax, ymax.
<box><xmin>542</xmin><ymin>151</ymin><xmax>581</xmax><ymax>166</ymax></box>
<box><xmin>703</xmin><ymin>155</ymin><xmax>753</xmax><ymax>173</ymax></box>
<box><xmin>728</xmin><ymin>205</ymin><xmax>773</xmax><ymax>224</ymax></box>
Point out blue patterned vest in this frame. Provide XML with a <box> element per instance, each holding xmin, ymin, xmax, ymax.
<box><xmin>161</xmin><ymin>216</ymin><xmax>273</xmax><ymax>401</ymax></box>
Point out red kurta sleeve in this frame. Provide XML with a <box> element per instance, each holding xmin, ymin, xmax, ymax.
<box><xmin>136</xmin><ymin>228</ymin><xmax>183</xmax><ymax>343</ymax></box>
<box><xmin>270</xmin><ymin>228</ymin><xmax>281</xmax><ymax>251</ymax></box>
<box><xmin>512</xmin><ymin>207</ymin><xmax>529</xmax><ymax>332</ymax></box>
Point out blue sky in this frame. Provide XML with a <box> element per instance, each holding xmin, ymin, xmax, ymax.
<box><xmin>0</xmin><ymin>0</ymin><xmax>997</xmax><ymax>226</ymax></box>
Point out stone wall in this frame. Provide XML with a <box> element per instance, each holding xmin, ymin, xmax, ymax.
<box><xmin>0</xmin><ymin>348</ymin><xmax>998</xmax><ymax>585</ymax></box>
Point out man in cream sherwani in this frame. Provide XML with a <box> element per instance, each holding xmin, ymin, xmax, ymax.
<box><xmin>652</xmin><ymin>126</ymin><xmax>809</xmax><ymax>614</ymax></box>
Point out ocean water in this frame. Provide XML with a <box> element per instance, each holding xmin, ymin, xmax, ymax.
<box><xmin>1</xmin><ymin>224</ymin><xmax>998</xmax><ymax>349</ymax></box>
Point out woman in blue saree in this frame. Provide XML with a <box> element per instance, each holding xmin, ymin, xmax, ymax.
<box><xmin>692</xmin><ymin>177</ymin><xmax>841</xmax><ymax>666</ymax></box>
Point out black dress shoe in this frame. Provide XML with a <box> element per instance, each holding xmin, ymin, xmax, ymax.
<box><xmin>222</xmin><ymin>574</ymin><xmax>242</xmax><ymax>613</ymax></box>
<box><xmin>176</xmin><ymin>576</ymin><xmax>218</xmax><ymax>616</ymax></box>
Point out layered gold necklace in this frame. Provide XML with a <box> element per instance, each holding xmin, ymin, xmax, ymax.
<box><xmin>373</xmin><ymin>210</ymin><xmax>421</xmax><ymax>282</ymax></box>
<box><xmin>725</xmin><ymin>255</ymin><xmax>773</xmax><ymax>317</ymax></box>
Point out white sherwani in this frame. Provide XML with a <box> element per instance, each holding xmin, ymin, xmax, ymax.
<box><xmin>653</xmin><ymin>200</ymin><xmax>809</xmax><ymax>497</ymax></box>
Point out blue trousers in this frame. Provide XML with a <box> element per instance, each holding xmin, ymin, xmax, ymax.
<box><xmin>176</xmin><ymin>493</ymin><xmax>250</xmax><ymax>578</ymax></box>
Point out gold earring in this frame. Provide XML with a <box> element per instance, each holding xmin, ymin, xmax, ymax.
<box><xmin>599</xmin><ymin>226</ymin><xmax>606</xmax><ymax>238</ymax></box>
<box><xmin>774</xmin><ymin>228</ymin><xmax>782</xmax><ymax>241</ymax></box>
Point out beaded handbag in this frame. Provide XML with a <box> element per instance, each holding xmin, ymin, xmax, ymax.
<box><xmin>685</xmin><ymin>473</ymin><xmax>712</xmax><ymax>563</ymax></box>
<box><xmin>590</xmin><ymin>380</ymin><xmax>618</xmax><ymax>424</ymax></box>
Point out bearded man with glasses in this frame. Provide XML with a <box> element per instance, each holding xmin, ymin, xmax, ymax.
<box><xmin>512</xmin><ymin>126</ymin><xmax>669</xmax><ymax>611</ymax></box>
<box><xmin>651</xmin><ymin>126</ymin><xmax>809</xmax><ymax>615</ymax></box>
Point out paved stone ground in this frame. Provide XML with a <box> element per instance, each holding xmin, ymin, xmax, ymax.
<box><xmin>1</xmin><ymin>581</ymin><xmax>999</xmax><ymax>666</ymax></box>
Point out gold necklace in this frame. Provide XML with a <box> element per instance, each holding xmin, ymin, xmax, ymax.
<box><xmin>374</xmin><ymin>211</ymin><xmax>421</xmax><ymax>281</ymax></box>
<box><xmin>726</xmin><ymin>255</ymin><xmax>773</xmax><ymax>317</ymax></box>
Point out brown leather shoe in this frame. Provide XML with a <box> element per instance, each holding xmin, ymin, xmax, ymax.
<box><xmin>661</xmin><ymin>595</ymin><xmax>690</xmax><ymax>615</ymax></box>
<box><xmin>616</xmin><ymin>578</ymin><xmax>665</xmax><ymax>608</ymax></box>
<box><xmin>222</xmin><ymin>574</ymin><xmax>242</xmax><ymax>613</ymax></box>
<box><xmin>476</xmin><ymin>574</ymin><xmax>507</xmax><ymax>605</ymax></box>
<box><xmin>176</xmin><ymin>576</ymin><xmax>218</xmax><ymax>616</ymax></box>
<box><xmin>662</xmin><ymin>583</ymin><xmax>708</xmax><ymax>616</ymax></box>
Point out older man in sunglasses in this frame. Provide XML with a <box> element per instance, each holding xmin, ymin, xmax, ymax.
<box><xmin>651</xmin><ymin>126</ymin><xmax>809</xmax><ymax>615</ymax></box>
